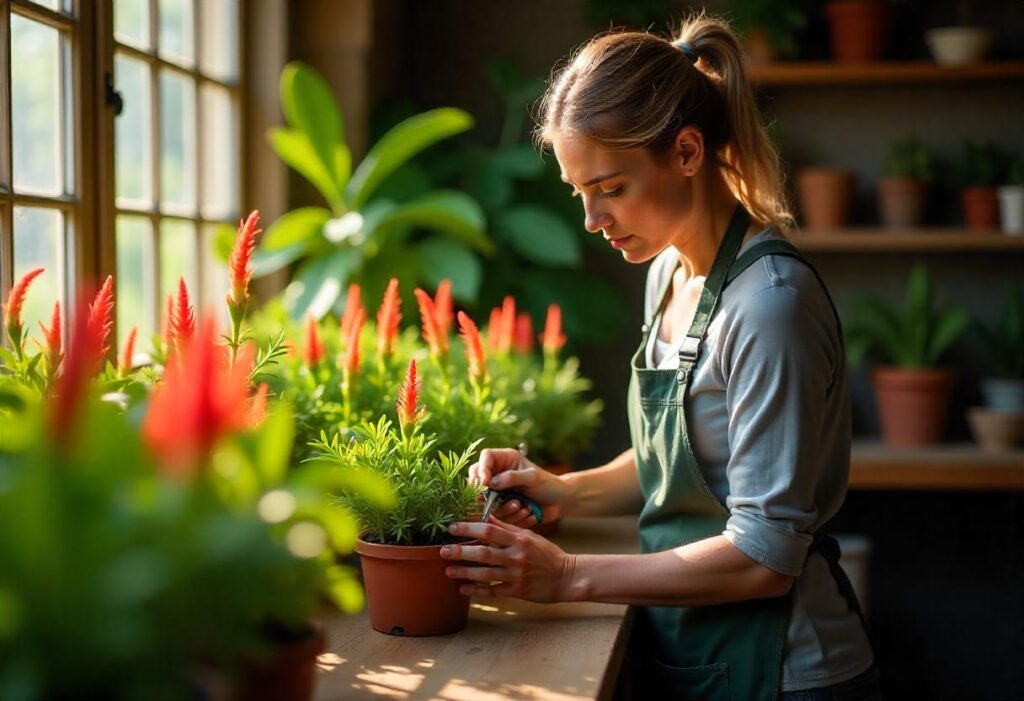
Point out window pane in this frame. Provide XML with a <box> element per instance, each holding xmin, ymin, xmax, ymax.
<box><xmin>159</xmin><ymin>219</ymin><xmax>198</xmax><ymax>309</ymax></box>
<box><xmin>199</xmin><ymin>85</ymin><xmax>237</xmax><ymax>220</ymax></box>
<box><xmin>159</xmin><ymin>70</ymin><xmax>197</xmax><ymax>213</ymax></box>
<box><xmin>115</xmin><ymin>54</ymin><xmax>153</xmax><ymax>207</ymax></box>
<box><xmin>11</xmin><ymin>16</ymin><xmax>62</xmax><ymax>196</ymax></box>
<box><xmin>159</xmin><ymin>0</ymin><xmax>195</xmax><ymax>64</ymax></box>
<box><xmin>116</xmin><ymin>215</ymin><xmax>155</xmax><ymax>353</ymax></box>
<box><xmin>115</xmin><ymin>0</ymin><xmax>151</xmax><ymax>49</ymax></box>
<box><xmin>201</xmin><ymin>223</ymin><xmax>231</xmax><ymax>319</ymax></box>
<box><xmin>199</xmin><ymin>0</ymin><xmax>238</xmax><ymax>81</ymax></box>
<box><xmin>28</xmin><ymin>0</ymin><xmax>60</xmax><ymax>12</ymax></box>
<box><xmin>12</xmin><ymin>207</ymin><xmax>64</xmax><ymax>344</ymax></box>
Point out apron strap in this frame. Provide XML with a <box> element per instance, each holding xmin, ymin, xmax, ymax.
<box><xmin>811</xmin><ymin>532</ymin><xmax>872</xmax><ymax>633</ymax></box>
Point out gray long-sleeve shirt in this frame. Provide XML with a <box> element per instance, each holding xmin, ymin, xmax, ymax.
<box><xmin>642</xmin><ymin>228</ymin><xmax>874</xmax><ymax>691</ymax></box>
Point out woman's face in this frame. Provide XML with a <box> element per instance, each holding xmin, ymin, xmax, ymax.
<box><xmin>552</xmin><ymin>133</ymin><xmax>693</xmax><ymax>264</ymax></box>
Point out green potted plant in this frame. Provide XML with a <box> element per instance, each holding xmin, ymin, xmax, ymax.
<box><xmin>877</xmin><ymin>137</ymin><xmax>934</xmax><ymax>229</ymax></box>
<box><xmin>969</xmin><ymin>285</ymin><xmax>1024</xmax><ymax>451</ymax></box>
<box><xmin>825</xmin><ymin>0</ymin><xmax>888</xmax><ymax>63</ymax></box>
<box><xmin>956</xmin><ymin>140</ymin><xmax>1007</xmax><ymax>232</ymax></box>
<box><xmin>731</xmin><ymin>0</ymin><xmax>808</xmax><ymax>63</ymax></box>
<box><xmin>846</xmin><ymin>264</ymin><xmax>970</xmax><ymax>446</ymax></box>
<box><xmin>311</xmin><ymin>358</ymin><xmax>485</xmax><ymax>636</ymax></box>
<box><xmin>997</xmin><ymin>157</ymin><xmax>1024</xmax><ymax>235</ymax></box>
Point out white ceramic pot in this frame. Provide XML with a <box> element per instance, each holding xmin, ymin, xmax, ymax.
<box><xmin>924</xmin><ymin>27</ymin><xmax>992</xmax><ymax>65</ymax></box>
<box><xmin>982</xmin><ymin>378</ymin><xmax>1024</xmax><ymax>412</ymax></box>
<box><xmin>997</xmin><ymin>185</ymin><xmax>1024</xmax><ymax>235</ymax></box>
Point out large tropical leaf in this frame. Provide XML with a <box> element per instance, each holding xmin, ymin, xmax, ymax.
<box><xmin>925</xmin><ymin>309</ymin><xmax>970</xmax><ymax>366</ymax></box>
<box><xmin>415</xmin><ymin>238</ymin><xmax>482</xmax><ymax>302</ymax></box>
<box><xmin>261</xmin><ymin>207</ymin><xmax>331</xmax><ymax>251</ymax></box>
<box><xmin>497</xmin><ymin>204</ymin><xmax>581</xmax><ymax>267</ymax></box>
<box><xmin>285</xmin><ymin>247</ymin><xmax>360</xmax><ymax>320</ymax></box>
<box><xmin>279</xmin><ymin>62</ymin><xmax>350</xmax><ymax>191</ymax></box>
<box><xmin>268</xmin><ymin>128</ymin><xmax>344</xmax><ymax>212</ymax></box>
<box><xmin>366</xmin><ymin>190</ymin><xmax>492</xmax><ymax>254</ymax></box>
<box><xmin>345</xmin><ymin>108</ymin><xmax>474</xmax><ymax>210</ymax></box>
<box><xmin>518</xmin><ymin>269</ymin><xmax>630</xmax><ymax>344</ymax></box>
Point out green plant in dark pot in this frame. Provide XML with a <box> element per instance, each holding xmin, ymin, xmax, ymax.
<box><xmin>877</xmin><ymin>137</ymin><xmax>933</xmax><ymax>229</ymax></box>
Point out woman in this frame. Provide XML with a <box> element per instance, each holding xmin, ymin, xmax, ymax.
<box><xmin>439</xmin><ymin>15</ymin><xmax>879</xmax><ymax>700</ymax></box>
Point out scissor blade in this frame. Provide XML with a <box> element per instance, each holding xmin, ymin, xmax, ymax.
<box><xmin>480</xmin><ymin>490</ymin><xmax>500</xmax><ymax>522</ymax></box>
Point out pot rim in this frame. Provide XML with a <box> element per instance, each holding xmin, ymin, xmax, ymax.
<box><xmin>355</xmin><ymin>536</ymin><xmax>479</xmax><ymax>559</ymax></box>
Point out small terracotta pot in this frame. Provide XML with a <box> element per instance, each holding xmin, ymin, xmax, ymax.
<box><xmin>744</xmin><ymin>28</ymin><xmax>777</xmax><ymax>66</ymax></box>
<box><xmin>532</xmin><ymin>464</ymin><xmax>572</xmax><ymax>538</ymax></box>
<box><xmin>234</xmin><ymin>622</ymin><xmax>325</xmax><ymax>701</ymax></box>
<box><xmin>967</xmin><ymin>407</ymin><xmax>1024</xmax><ymax>452</ymax></box>
<box><xmin>962</xmin><ymin>187</ymin><xmax>1000</xmax><ymax>232</ymax></box>
<box><xmin>877</xmin><ymin>177</ymin><xmax>926</xmax><ymax>229</ymax></box>
<box><xmin>872</xmin><ymin>366</ymin><xmax>956</xmax><ymax>447</ymax></box>
<box><xmin>826</xmin><ymin>0</ymin><xmax>888</xmax><ymax>63</ymax></box>
<box><xmin>355</xmin><ymin>538</ymin><xmax>472</xmax><ymax>636</ymax></box>
<box><xmin>797</xmin><ymin>168</ymin><xmax>855</xmax><ymax>230</ymax></box>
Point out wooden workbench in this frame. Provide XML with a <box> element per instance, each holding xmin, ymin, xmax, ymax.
<box><xmin>313</xmin><ymin>516</ymin><xmax>640</xmax><ymax>701</ymax></box>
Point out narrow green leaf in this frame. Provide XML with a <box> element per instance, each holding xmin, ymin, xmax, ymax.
<box><xmin>256</xmin><ymin>407</ymin><xmax>295</xmax><ymax>487</ymax></box>
<box><xmin>261</xmin><ymin>208</ymin><xmax>331</xmax><ymax>251</ymax></box>
<box><xmin>368</xmin><ymin>190</ymin><xmax>493</xmax><ymax>254</ymax></box>
<box><xmin>268</xmin><ymin>127</ymin><xmax>344</xmax><ymax>211</ymax></box>
<box><xmin>285</xmin><ymin>247</ymin><xmax>360</xmax><ymax>320</ymax></box>
<box><xmin>280</xmin><ymin>62</ymin><xmax>348</xmax><ymax>191</ymax></box>
<box><xmin>926</xmin><ymin>309</ymin><xmax>970</xmax><ymax>365</ymax></box>
<box><xmin>415</xmin><ymin>239</ymin><xmax>482</xmax><ymax>302</ymax></box>
<box><xmin>498</xmin><ymin>204</ymin><xmax>581</xmax><ymax>266</ymax></box>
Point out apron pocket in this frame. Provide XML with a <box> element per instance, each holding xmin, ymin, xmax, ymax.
<box><xmin>649</xmin><ymin>660</ymin><xmax>731</xmax><ymax>700</ymax></box>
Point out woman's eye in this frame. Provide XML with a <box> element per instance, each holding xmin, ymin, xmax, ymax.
<box><xmin>600</xmin><ymin>187</ymin><xmax>623</xmax><ymax>198</ymax></box>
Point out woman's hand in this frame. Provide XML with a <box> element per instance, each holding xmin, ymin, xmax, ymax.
<box><xmin>441</xmin><ymin>517</ymin><xmax>576</xmax><ymax>603</ymax></box>
<box><xmin>469</xmin><ymin>448</ymin><xmax>570</xmax><ymax>528</ymax></box>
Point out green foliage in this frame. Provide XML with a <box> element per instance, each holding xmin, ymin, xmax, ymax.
<box><xmin>883</xmin><ymin>137</ymin><xmax>934</xmax><ymax>181</ymax></box>
<box><xmin>730</xmin><ymin>0</ymin><xmax>809</xmax><ymax>58</ymax></box>
<box><xmin>251</xmin><ymin>61</ymin><xmax>493</xmax><ymax>320</ymax></box>
<box><xmin>975</xmin><ymin>285</ymin><xmax>1024</xmax><ymax>379</ymax></box>
<box><xmin>846</xmin><ymin>264</ymin><xmax>970</xmax><ymax>368</ymax></box>
<box><xmin>956</xmin><ymin>140</ymin><xmax>1009</xmax><ymax>188</ymax></box>
<box><xmin>310</xmin><ymin>417</ymin><xmax>483</xmax><ymax>546</ymax></box>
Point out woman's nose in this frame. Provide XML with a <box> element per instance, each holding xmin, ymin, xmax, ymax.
<box><xmin>583</xmin><ymin>200</ymin><xmax>612</xmax><ymax>233</ymax></box>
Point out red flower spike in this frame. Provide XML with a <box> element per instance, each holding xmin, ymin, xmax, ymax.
<box><xmin>513</xmin><ymin>313</ymin><xmax>534</xmax><ymax>355</ymax></box>
<box><xmin>88</xmin><ymin>276</ymin><xmax>115</xmax><ymax>365</ymax></box>
<box><xmin>3</xmin><ymin>267</ymin><xmax>44</xmax><ymax>343</ymax></box>
<box><xmin>339</xmin><ymin>284</ymin><xmax>363</xmax><ymax>350</ymax></box>
<box><xmin>434</xmin><ymin>280</ymin><xmax>453</xmax><ymax>334</ymax></box>
<box><xmin>414</xmin><ymin>288</ymin><xmax>448</xmax><ymax>358</ymax></box>
<box><xmin>119</xmin><ymin>327</ymin><xmax>138</xmax><ymax>376</ymax></box>
<box><xmin>247</xmin><ymin>383</ymin><xmax>270</xmax><ymax>428</ymax></box>
<box><xmin>51</xmin><ymin>296</ymin><xmax>103</xmax><ymax>442</ymax></box>
<box><xmin>303</xmin><ymin>314</ymin><xmax>325</xmax><ymax>368</ymax></box>
<box><xmin>376</xmin><ymin>277</ymin><xmax>401</xmax><ymax>360</ymax></box>
<box><xmin>498</xmin><ymin>296</ymin><xmax>516</xmax><ymax>354</ymax></box>
<box><xmin>162</xmin><ymin>295</ymin><xmax>175</xmax><ymax>348</ymax></box>
<box><xmin>486</xmin><ymin>307</ymin><xmax>502</xmax><ymax>352</ymax></box>
<box><xmin>227</xmin><ymin>210</ymin><xmax>261</xmax><ymax>308</ymax></box>
<box><xmin>168</xmin><ymin>278</ymin><xmax>195</xmax><ymax>357</ymax></box>
<box><xmin>343</xmin><ymin>306</ymin><xmax>365</xmax><ymax>378</ymax></box>
<box><xmin>457</xmin><ymin>311</ymin><xmax>487</xmax><ymax>384</ymax></box>
<box><xmin>39</xmin><ymin>301</ymin><xmax>62</xmax><ymax>365</ymax></box>
<box><xmin>396</xmin><ymin>358</ymin><xmax>423</xmax><ymax>433</ymax></box>
<box><xmin>541</xmin><ymin>304</ymin><xmax>567</xmax><ymax>355</ymax></box>
<box><xmin>143</xmin><ymin>317</ymin><xmax>253</xmax><ymax>476</ymax></box>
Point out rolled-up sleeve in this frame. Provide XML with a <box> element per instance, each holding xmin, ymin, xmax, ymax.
<box><xmin>719</xmin><ymin>284</ymin><xmax>840</xmax><ymax>577</ymax></box>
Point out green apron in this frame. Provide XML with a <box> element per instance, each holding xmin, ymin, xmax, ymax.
<box><xmin>625</xmin><ymin>205</ymin><xmax>865</xmax><ymax>700</ymax></box>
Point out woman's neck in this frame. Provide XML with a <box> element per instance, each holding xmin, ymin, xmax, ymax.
<box><xmin>670</xmin><ymin>168</ymin><xmax>741</xmax><ymax>278</ymax></box>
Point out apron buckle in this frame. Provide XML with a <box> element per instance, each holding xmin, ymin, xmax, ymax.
<box><xmin>678</xmin><ymin>335</ymin><xmax>702</xmax><ymax>363</ymax></box>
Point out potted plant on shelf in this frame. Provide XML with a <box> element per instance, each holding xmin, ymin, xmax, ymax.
<box><xmin>997</xmin><ymin>157</ymin><xmax>1024</xmax><ymax>235</ymax></box>
<box><xmin>877</xmin><ymin>137</ymin><xmax>933</xmax><ymax>229</ymax></box>
<box><xmin>730</xmin><ymin>0</ymin><xmax>808</xmax><ymax>64</ymax></box>
<box><xmin>825</xmin><ymin>0</ymin><xmax>888</xmax><ymax>63</ymax></box>
<box><xmin>846</xmin><ymin>264</ymin><xmax>970</xmax><ymax>447</ymax></box>
<box><xmin>796</xmin><ymin>166</ymin><xmax>855</xmax><ymax>230</ymax></box>
<box><xmin>969</xmin><ymin>285</ymin><xmax>1024</xmax><ymax>451</ymax></box>
<box><xmin>956</xmin><ymin>140</ymin><xmax>1007</xmax><ymax>232</ymax></box>
<box><xmin>311</xmin><ymin>358</ymin><xmax>485</xmax><ymax>637</ymax></box>
<box><xmin>924</xmin><ymin>2</ymin><xmax>993</xmax><ymax>66</ymax></box>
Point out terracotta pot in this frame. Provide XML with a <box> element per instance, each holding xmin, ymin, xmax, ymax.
<box><xmin>962</xmin><ymin>187</ymin><xmax>999</xmax><ymax>232</ymax></box>
<box><xmin>234</xmin><ymin>622</ymin><xmax>325</xmax><ymax>701</ymax></box>
<box><xmin>967</xmin><ymin>407</ymin><xmax>1024</xmax><ymax>452</ymax></box>
<box><xmin>877</xmin><ymin>177</ymin><xmax>926</xmax><ymax>229</ymax></box>
<box><xmin>797</xmin><ymin>168</ymin><xmax>855</xmax><ymax>230</ymax></box>
<box><xmin>355</xmin><ymin>538</ymin><xmax>471</xmax><ymax>636</ymax></box>
<box><xmin>744</xmin><ymin>28</ymin><xmax>777</xmax><ymax>66</ymax></box>
<box><xmin>872</xmin><ymin>366</ymin><xmax>956</xmax><ymax>447</ymax></box>
<box><xmin>826</xmin><ymin>0</ymin><xmax>888</xmax><ymax>63</ymax></box>
<box><xmin>531</xmin><ymin>464</ymin><xmax>571</xmax><ymax>538</ymax></box>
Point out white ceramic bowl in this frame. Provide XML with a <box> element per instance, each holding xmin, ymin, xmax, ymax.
<box><xmin>925</xmin><ymin>27</ymin><xmax>993</xmax><ymax>66</ymax></box>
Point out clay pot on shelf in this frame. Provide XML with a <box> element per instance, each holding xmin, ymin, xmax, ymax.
<box><xmin>233</xmin><ymin>621</ymin><xmax>325</xmax><ymax>701</ymax></box>
<box><xmin>962</xmin><ymin>187</ymin><xmax>1000</xmax><ymax>232</ymax></box>
<box><xmin>825</xmin><ymin>0</ymin><xmax>888</xmax><ymax>63</ymax></box>
<box><xmin>797</xmin><ymin>168</ymin><xmax>855</xmax><ymax>230</ymax></box>
<box><xmin>877</xmin><ymin>177</ymin><xmax>926</xmax><ymax>229</ymax></box>
<box><xmin>355</xmin><ymin>538</ymin><xmax>472</xmax><ymax>636</ymax></box>
<box><xmin>997</xmin><ymin>185</ymin><xmax>1024</xmax><ymax>234</ymax></box>
<box><xmin>871</xmin><ymin>367</ymin><xmax>956</xmax><ymax>447</ymax></box>
<box><xmin>967</xmin><ymin>408</ymin><xmax>1024</xmax><ymax>452</ymax></box>
<box><xmin>924</xmin><ymin>27</ymin><xmax>993</xmax><ymax>66</ymax></box>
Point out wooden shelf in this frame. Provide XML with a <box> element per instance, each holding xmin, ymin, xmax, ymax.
<box><xmin>849</xmin><ymin>442</ymin><xmax>1024</xmax><ymax>491</ymax></box>
<box><xmin>788</xmin><ymin>229</ymin><xmax>1024</xmax><ymax>252</ymax></box>
<box><xmin>749</xmin><ymin>61</ymin><xmax>1024</xmax><ymax>86</ymax></box>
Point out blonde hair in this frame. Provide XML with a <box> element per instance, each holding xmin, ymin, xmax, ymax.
<box><xmin>535</xmin><ymin>13</ymin><xmax>794</xmax><ymax>232</ymax></box>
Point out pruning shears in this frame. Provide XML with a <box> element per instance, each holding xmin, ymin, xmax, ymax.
<box><xmin>479</xmin><ymin>443</ymin><xmax>544</xmax><ymax>525</ymax></box>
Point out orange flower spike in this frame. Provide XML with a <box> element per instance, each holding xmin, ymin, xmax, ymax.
<box><xmin>414</xmin><ymin>288</ymin><xmax>448</xmax><ymax>359</ymax></box>
<box><xmin>486</xmin><ymin>307</ymin><xmax>502</xmax><ymax>352</ymax></box>
<box><xmin>247</xmin><ymin>382</ymin><xmax>270</xmax><ymax>428</ymax></box>
<box><xmin>498</xmin><ymin>296</ymin><xmax>516</xmax><ymax>354</ymax></box>
<box><xmin>38</xmin><ymin>301</ymin><xmax>62</xmax><ymax>370</ymax></box>
<box><xmin>541</xmin><ymin>303</ymin><xmax>567</xmax><ymax>355</ymax></box>
<box><xmin>343</xmin><ymin>306</ymin><xmax>365</xmax><ymax>378</ymax></box>
<box><xmin>339</xmin><ymin>283</ymin><xmax>363</xmax><ymax>349</ymax></box>
<box><xmin>227</xmin><ymin>210</ymin><xmax>261</xmax><ymax>310</ymax></box>
<box><xmin>303</xmin><ymin>314</ymin><xmax>325</xmax><ymax>368</ymax></box>
<box><xmin>434</xmin><ymin>280</ymin><xmax>453</xmax><ymax>334</ymax></box>
<box><xmin>457</xmin><ymin>311</ymin><xmax>487</xmax><ymax>384</ymax></box>
<box><xmin>3</xmin><ymin>267</ymin><xmax>44</xmax><ymax>351</ymax></box>
<box><xmin>119</xmin><ymin>326</ymin><xmax>138</xmax><ymax>377</ymax></box>
<box><xmin>396</xmin><ymin>358</ymin><xmax>423</xmax><ymax>435</ymax></box>
<box><xmin>88</xmin><ymin>275</ymin><xmax>115</xmax><ymax>365</ymax></box>
<box><xmin>513</xmin><ymin>313</ymin><xmax>534</xmax><ymax>355</ymax></box>
<box><xmin>169</xmin><ymin>277</ymin><xmax>195</xmax><ymax>357</ymax></box>
<box><xmin>376</xmin><ymin>277</ymin><xmax>402</xmax><ymax>360</ymax></box>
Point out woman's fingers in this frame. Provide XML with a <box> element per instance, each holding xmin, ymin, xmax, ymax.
<box><xmin>458</xmin><ymin>583</ymin><xmax>516</xmax><ymax>598</ymax></box>
<box><xmin>469</xmin><ymin>448</ymin><xmax>527</xmax><ymax>487</ymax></box>
<box><xmin>445</xmin><ymin>565</ymin><xmax>518</xmax><ymax>582</ymax></box>
<box><xmin>447</xmin><ymin>519</ymin><xmax>520</xmax><ymax>546</ymax></box>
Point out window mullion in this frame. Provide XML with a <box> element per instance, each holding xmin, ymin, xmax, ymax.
<box><xmin>192</xmin><ymin>0</ymin><xmax>204</xmax><ymax>304</ymax></box>
<box><xmin>0</xmin><ymin>1</ymin><xmax>13</xmax><ymax>303</ymax></box>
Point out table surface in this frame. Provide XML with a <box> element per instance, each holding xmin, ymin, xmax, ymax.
<box><xmin>313</xmin><ymin>516</ymin><xmax>639</xmax><ymax>701</ymax></box>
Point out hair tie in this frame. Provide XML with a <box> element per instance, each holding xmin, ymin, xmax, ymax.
<box><xmin>674</xmin><ymin>40</ymin><xmax>697</xmax><ymax>64</ymax></box>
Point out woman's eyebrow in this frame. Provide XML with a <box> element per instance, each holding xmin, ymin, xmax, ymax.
<box><xmin>560</xmin><ymin>172</ymin><xmax>622</xmax><ymax>187</ymax></box>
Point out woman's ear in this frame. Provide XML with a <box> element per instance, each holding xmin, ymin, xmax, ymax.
<box><xmin>673</xmin><ymin>126</ymin><xmax>705</xmax><ymax>176</ymax></box>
